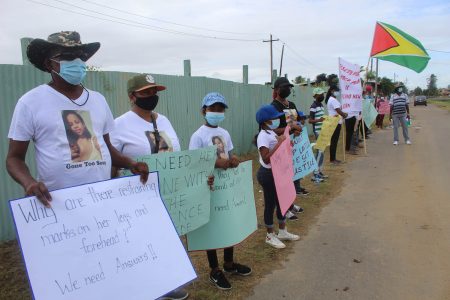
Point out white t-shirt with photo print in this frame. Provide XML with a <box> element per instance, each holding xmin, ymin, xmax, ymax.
<box><xmin>188</xmin><ymin>125</ymin><xmax>233</xmax><ymax>159</ymax></box>
<box><xmin>8</xmin><ymin>84</ymin><xmax>114</xmax><ymax>191</ymax></box>
<box><xmin>109</xmin><ymin>111</ymin><xmax>181</xmax><ymax>158</ymax></box>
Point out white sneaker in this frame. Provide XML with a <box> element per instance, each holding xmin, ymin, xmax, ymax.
<box><xmin>393</xmin><ymin>141</ymin><xmax>399</xmax><ymax>145</ymax></box>
<box><xmin>277</xmin><ymin>228</ymin><xmax>300</xmax><ymax>241</ymax></box>
<box><xmin>406</xmin><ymin>140</ymin><xmax>412</xmax><ymax>145</ymax></box>
<box><xmin>265</xmin><ymin>233</ymin><xmax>286</xmax><ymax>249</ymax></box>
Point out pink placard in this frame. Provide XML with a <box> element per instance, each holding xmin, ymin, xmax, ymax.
<box><xmin>270</xmin><ymin>127</ymin><xmax>296</xmax><ymax>216</ymax></box>
<box><xmin>377</xmin><ymin>101</ymin><xmax>390</xmax><ymax>115</ymax></box>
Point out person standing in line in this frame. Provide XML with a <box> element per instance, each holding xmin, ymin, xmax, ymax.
<box><xmin>255</xmin><ymin>104</ymin><xmax>300</xmax><ymax>249</ymax></box>
<box><xmin>109</xmin><ymin>74</ymin><xmax>191</xmax><ymax>300</ymax></box>
<box><xmin>375</xmin><ymin>93</ymin><xmax>386</xmax><ymax>129</ymax></box>
<box><xmin>270</xmin><ymin>77</ymin><xmax>306</xmax><ymax>220</ymax></box>
<box><xmin>309</xmin><ymin>87</ymin><xmax>328</xmax><ymax>182</ymax></box>
<box><xmin>389</xmin><ymin>84</ymin><xmax>411</xmax><ymax>145</ymax></box>
<box><xmin>6</xmin><ymin>31</ymin><xmax>148</xmax><ymax>208</ymax></box>
<box><xmin>325</xmin><ymin>85</ymin><xmax>348</xmax><ymax>164</ymax></box>
<box><xmin>189</xmin><ymin>92</ymin><xmax>252</xmax><ymax>291</ymax></box>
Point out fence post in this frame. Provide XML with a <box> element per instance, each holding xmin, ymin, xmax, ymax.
<box><xmin>243</xmin><ymin>65</ymin><xmax>248</xmax><ymax>84</ymax></box>
<box><xmin>184</xmin><ymin>59</ymin><xmax>191</xmax><ymax>77</ymax></box>
<box><xmin>21</xmin><ymin>37</ymin><xmax>33</xmax><ymax>66</ymax></box>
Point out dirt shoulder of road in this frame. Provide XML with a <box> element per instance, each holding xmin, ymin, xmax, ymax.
<box><xmin>429</xmin><ymin>99</ymin><xmax>450</xmax><ymax>112</ymax></box>
<box><xmin>0</xmin><ymin>139</ymin><xmax>358</xmax><ymax>300</ymax></box>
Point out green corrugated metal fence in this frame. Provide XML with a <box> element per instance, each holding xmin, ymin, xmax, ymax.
<box><xmin>0</xmin><ymin>63</ymin><xmax>314</xmax><ymax>241</ymax></box>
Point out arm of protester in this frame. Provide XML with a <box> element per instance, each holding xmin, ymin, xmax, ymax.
<box><xmin>228</xmin><ymin>153</ymin><xmax>240</xmax><ymax>168</ymax></box>
<box><xmin>111</xmin><ymin>166</ymin><xmax>119</xmax><ymax>178</ymax></box>
<box><xmin>6</xmin><ymin>139</ymin><xmax>52</xmax><ymax>207</ymax></box>
<box><xmin>207</xmin><ymin>175</ymin><xmax>214</xmax><ymax>191</ymax></box>
<box><xmin>335</xmin><ymin>108</ymin><xmax>348</xmax><ymax>119</ymax></box>
<box><xmin>104</xmin><ymin>134</ymin><xmax>149</xmax><ymax>184</ymax></box>
<box><xmin>259</xmin><ymin>135</ymin><xmax>286</xmax><ymax>165</ymax></box>
<box><xmin>290</xmin><ymin>123</ymin><xmax>302</xmax><ymax>136</ymax></box>
<box><xmin>215</xmin><ymin>158</ymin><xmax>230</xmax><ymax>170</ymax></box>
<box><xmin>406</xmin><ymin>104</ymin><xmax>410</xmax><ymax>117</ymax></box>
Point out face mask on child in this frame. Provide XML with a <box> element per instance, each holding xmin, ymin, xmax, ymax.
<box><xmin>267</xmin><ymin>119</ymin><xmax>280</xmax><ymax>130</ymax></box>
<box><xmin>205</xmin><ymin>112</ymin><xmax>225</xmax><ymax>126</ymax></box>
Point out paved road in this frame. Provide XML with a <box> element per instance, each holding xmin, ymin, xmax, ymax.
<box><xmin>249</xmin><ymin>105</ymin><xmax>450</xmax><ymax>300</ymax></box>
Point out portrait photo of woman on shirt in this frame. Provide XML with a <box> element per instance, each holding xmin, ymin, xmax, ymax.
<box><xmin>62</xmin><ymin>110</ymin><xmax>102</xmax><ymax>162</ymax></box>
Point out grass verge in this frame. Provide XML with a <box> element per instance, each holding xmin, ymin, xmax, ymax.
<box><xmin>0</xmin><ymin>135</ymin><xmax>357</xmax><ymax>300</ymax></box>
<box><xmin>429</xmin><ymin>99</ymin><xmax>450</xmax><ymax>112</ymax></box>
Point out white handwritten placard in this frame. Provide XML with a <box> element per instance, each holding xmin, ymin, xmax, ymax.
<box><xmin>9</xmin><ymin>174</ymin><xmax>196</xmax><ymax>300</ymax></box>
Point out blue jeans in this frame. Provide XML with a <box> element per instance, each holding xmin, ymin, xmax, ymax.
<box><xmin>257</xmin><ymin>167</ymin><xmax>286</xmax><ymax>227</ymax></box>
<box><xmin>313</xmin><ymin>131</ymin><xmax>324</xmax><ymax>174</ymax></box>
<box><xmin>393</xmin><ymin>113</ymin><xmax>410</xmax><ymax>142</ymax></box>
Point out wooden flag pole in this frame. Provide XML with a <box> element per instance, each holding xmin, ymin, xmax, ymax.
<box><xmin>361</xmin><ymin>115</ymin><xmax>367</xmax><ymax>155</ymax></box>
<box><xmin>342</xmin><ymin>120</ymin><xmax>346</xmax><ymax>162</ymax></box>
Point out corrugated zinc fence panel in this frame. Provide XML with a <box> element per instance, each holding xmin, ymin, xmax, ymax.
<box><xmin>0</xmin><ymin>64</ymin><xmax>314</xmax><ymax>241</ymax></box>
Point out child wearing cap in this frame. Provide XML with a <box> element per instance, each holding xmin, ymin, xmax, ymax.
<box><xmin>255</xmin><ymin>104</ymin><xmax>300</xmax><ymax>249</ymax></box>
<box><xmin>189</xmin><ymin>92</ymin><xmax>252</xmax><ymax>291</ymax></box>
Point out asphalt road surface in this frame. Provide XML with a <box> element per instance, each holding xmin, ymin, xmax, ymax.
<box><xmin>249</xmin><ymin>105</ymin><xmax>450</xmax><ymax>300</ymax></box>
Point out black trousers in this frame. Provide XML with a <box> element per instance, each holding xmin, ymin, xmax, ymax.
<box><xmin>207</xmin><ymin>247</ymin><xmax>234</xmax><ymax>269</ymax></box>
<box><xmin>256</xmin><ymin>166</ymin><xmax>286</xmax><ymax>227</ymax></box>
<box><xmin>330</xmin><ymin>124</ymin><xmax>341</xmax><ymax>161</ymax></box>
<box><xmin>345</xmin><ymin>117</ymin><xmax>357</xmax><ymax>151</ymax></box>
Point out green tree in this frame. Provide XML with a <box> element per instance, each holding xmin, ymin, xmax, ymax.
<box><xmin>413</xmin><ymin>86</ymin><xmax>423</xmax><ymax>95</ymax></box>
<box><xmin>379</xmin><ymin>77</ymin><xmax>395</xmax><ymax>96</ymax></box>
<box><xmin>294</xmin><ymin>75</ymin><xmax>306</xmax><ymax>84</ymax></box>
<box><xmin>326</xmin><ymin>74</ymin><xmax>338</xmax><ymax>86</ymax></box>
<box><xmin>315</xmin><ymin>73</ymin><xmax>327</xmax><ymax>85</ymax></box>
<box><xmin>427</xmin><ymin>74</ymin><xmax>438</xmax><ymax>96</ymax></box>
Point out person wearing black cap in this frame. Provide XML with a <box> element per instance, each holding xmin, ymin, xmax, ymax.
<box><xmin>325</xmin><ymin>85</ymin><xmax>348</xmax><ymax>164</ymax></box>
<box><xmin>271</xmin><ymin>77</ymin><xmax>309</xmax><ymax>202</ymax></box>
<box><xmin>6</xmin><ymin>31</ymin><xmax>148</xmax><ymax>208</ymax></box>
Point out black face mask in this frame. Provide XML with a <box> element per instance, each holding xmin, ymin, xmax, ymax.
<box><xmin>134</xmin><ymin>95</ymin><xmax>159</xmax><ymax>111</ymax></box>
<box><xmin>317</xmin><ymin>95</ymin><xmax>325</xmax><ymax>102</ymax></box>
<box><xmin>278</xmin><ymin>87</ymin><xmax>291</xmax><ymax>99</ymax></box>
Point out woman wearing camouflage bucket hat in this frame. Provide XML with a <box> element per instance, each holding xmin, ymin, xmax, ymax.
<box><xmin>6</xmin><ymin>31</ymin><xmax>149</xmax><ymax>208</ymax></box>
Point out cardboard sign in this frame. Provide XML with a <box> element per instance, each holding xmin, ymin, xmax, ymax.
<box><xmin>270</xmin><ymin>127</ymin><xmax>296</xmax><ymax>216</ymax></box>
<box><xmin>123</xmin><ymin>147</ymin><xmax>216</xmax><ymax>235</ymax></box>
<box><xmin>9</xmin><ymin>174</ymin><xmax>196</xmax><ymax>300</ymax></box>
<box><xmin>187</xmin><ymin>161</ymin><xmax>257</xmax><ymax>251</ymax></box>
<box><xmin>363</xmin><ymin>98</ymin><xmax>379</xmax><ymax>128</ymax></box>
<box><xmin>377</xmin><ymin>101</ymin><xmax>390</xmax><ymax>115</ymax></box>
<box><xmin>314</xmin><ymin>116</ymin><xmax>340</xmax><ymax>151</ymax></box>
<box><xmin>292</xmin><ymin>127</ymin><xmax>318</xmax><ymax>180</ymax></box>
<box><xmin>339</xmin><ymin>58</ymin><xmax>363</xmax><ymax>114</ymax></box>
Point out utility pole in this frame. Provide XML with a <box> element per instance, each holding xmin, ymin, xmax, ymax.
<box><xmin>263</xmin><ymin>34</ymin><xmax>279</xmax><ymax>83</ymax></box>
<box><xmin>279</xmin><ymin>44</ymin><xmax>285</xmax><ymax>77</ymax></box>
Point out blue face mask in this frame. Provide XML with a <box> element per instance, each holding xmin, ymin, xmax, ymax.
<box><xmin>205</xmin><ymin>112</ymin><xmax>225</xmax><ymax>126</ymax></box>
<box><xmin>52</xmin><ymin>58</ymin><xmax>87</xmax><ymax>85</ymax></box>
<box><xmin>268</xmin><ymin>119</ymin><xmax>280</xmax><ymax>130</ymax></box>
<box><xmin>333</xmin><ymin>91</ymin><xmax>340</xmax><ymax>98</ymax></box>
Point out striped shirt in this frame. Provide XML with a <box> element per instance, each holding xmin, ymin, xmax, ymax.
<box><xmin>310</xmin><ymin>101</ymin><xmax>325</xmax><ymax>134</ymax></box>
<box><xmin>389</xmin><ymin>93</ymin><xmax>409</xmax><ymax>115</ymax></box>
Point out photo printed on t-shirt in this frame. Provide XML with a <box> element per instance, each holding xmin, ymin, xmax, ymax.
<box><xmin>62</xmin><ymin>110</ymin><xmax>103</xmax><ymax>162</ymax></box>
<box><xmin>212</xmin><ymin>136</ymin><xmax>228</xmax><ymax>159</ymax></box>
<box><xmin>144</xmin><ymin>131</ymin><xmax>174</xmax><ymax>154</ymax></box>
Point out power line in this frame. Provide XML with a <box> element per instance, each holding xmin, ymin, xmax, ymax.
<box><xmin>426</xmin><ymin>48</ymin><xmax>450</xmax><ymax>54</ymax></box>
<box><xmin>27</xmin><ymin>0</ymin><xmax>264</xmax><ymax>42</ymax></box>
<box><xmin>78</xmin><ymin>0</ymin><xmax>264</xmax><ymax>36</ymax></box>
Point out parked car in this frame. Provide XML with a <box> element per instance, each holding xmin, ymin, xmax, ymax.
<box><xmin>414</xmin><ymin>95</ymin><xmax>427</xmax><ymax>106</ymax></box>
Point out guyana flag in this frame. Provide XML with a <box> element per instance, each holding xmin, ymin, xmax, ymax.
<box><xmin>370</xmin><ymin>21</ymin><xmax>430</xmax><ymax>73</ymax></box>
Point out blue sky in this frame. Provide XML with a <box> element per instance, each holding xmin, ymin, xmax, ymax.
<box><xmin>1</xmin><ymin>0</ymin><xmax>449</xmax><ymax>89</ymax></box>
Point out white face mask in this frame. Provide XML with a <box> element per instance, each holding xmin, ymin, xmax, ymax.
<box><xmin>398</xmin><ymin>88</ymin><xmax>403</xmax><ymax>93</ymax></box>
<box><xmin>333</xmin><ymin>91</ymin><xmax>340</xmax><ymax>98</ymax></box>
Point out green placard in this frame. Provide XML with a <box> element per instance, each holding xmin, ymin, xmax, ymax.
<box><xmin>363</xmin><ymin>98</ymin><xmax>378</xmax><ymax>128</ymax></box>
<box><xmin>122</xmin><ymin>147</ymin><xmax>216</xmax><ymax>235</ymax></box>
<box><xmin>186</xmin><ymin>160</ymin><xmax>257</xmax><ymax>251</ymax></box>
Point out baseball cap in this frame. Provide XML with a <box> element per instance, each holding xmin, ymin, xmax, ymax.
<box><xmin>273</xmin><ymin>77</ymin><xmax>294</xmax><ymax>89</ymax></box>
<box><xmin>312</xmin><ymin>87</ymin><xmax>325</xmax><ymax>95</ymax></box>
<box><xmin>127</xmin><ymin>74</ymin><xmax>166</xmax><ymax>94</ymax></box>
<box><xmin>202</xmin><ymin>92</ymin><xmax>228</xmax><ymax>108</ymax></box>
<box><xmin>256</xmin><ymin>104</ymin><xmax>285</xmax><ymax>124</ymax></box>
